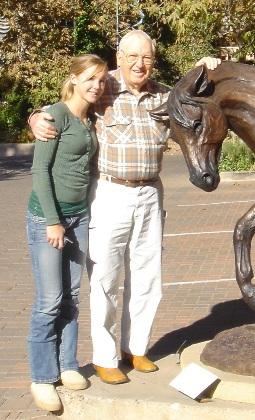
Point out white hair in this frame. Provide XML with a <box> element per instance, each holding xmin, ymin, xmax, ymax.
<box><xmin>118</xmin><ymin>30</ymin><xmax>156</xmax><ymax>54</ymax></box>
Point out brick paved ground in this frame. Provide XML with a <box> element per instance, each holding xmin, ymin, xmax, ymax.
<box><xmin>0</xmin><ymin>153</ymin><xmax>255</xmax><ymax>419</ymax></box>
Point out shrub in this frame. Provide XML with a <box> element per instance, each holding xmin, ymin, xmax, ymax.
<box><xmin>0</xmin><ymin>77</ymin><xmax>31</xmax><ymax>142</ymax></box>
<box><xmin>26</xmin><ymin>54</ymin><xmax>71</xmax><ymax>108</ymax></box>
<box><xmin>0</xmin><ymin>54</ymin><xmax>70</xmax><ymax>143</ymax></box>
<box><xmin>219</xmin><ymin>132</ymin><xmax>255</xmax><ymax>172</ymax></box>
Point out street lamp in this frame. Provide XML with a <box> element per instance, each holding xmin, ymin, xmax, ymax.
<box><xmin>0</xmin><ymin>16</ymin><xmax>10</xmax><ymax>41</ymax></box>
<box><xmin>115</xmin><ymin>0</ymin><xmax>144</xmax><ymax>50</ymax></box>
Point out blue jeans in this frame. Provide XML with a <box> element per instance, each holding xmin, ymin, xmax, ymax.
<box><xmin>27</xmin><ymin>211</ymin><xmax>89</xmax><ymax>383</ymax></box>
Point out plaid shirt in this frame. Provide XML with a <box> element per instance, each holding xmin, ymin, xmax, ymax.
<box><xmin>93</xmin><ymin>69</ymin><xmax>170</xmax><ymax>181</ymax></box>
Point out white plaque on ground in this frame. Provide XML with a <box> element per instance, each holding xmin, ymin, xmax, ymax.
<box><xmin>169</xmin><ymin>362</ymin><xmax>219</xmax><ymax>399</ymax></box>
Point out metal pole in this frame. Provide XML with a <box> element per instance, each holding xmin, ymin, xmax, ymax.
<box><xmin>116</xmin><ymin>0</ymin><xmax>119</xmax><ymax>51</ymax></box>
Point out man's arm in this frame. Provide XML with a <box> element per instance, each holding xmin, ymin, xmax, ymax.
<box><xmin>29</xmin><ymin>112</ymin><xmax>58</xmax><ymax>141</ymax></box>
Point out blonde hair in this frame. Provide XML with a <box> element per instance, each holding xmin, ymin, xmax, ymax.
<box><xmin>119</xmin><ymin>30</ymin><xmax>156</xmax><ymax>55</ymax></box>
<box><xmin>60</xmin><ymin>54</ymin><xmax>108</xmax><ymax>101</ymax></box>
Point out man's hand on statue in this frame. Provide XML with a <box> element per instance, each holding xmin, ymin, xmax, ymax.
<box><xmin>195</xmin><ymin>57</ymin><xmax>221</xmax><ymax>70</ymax></box>
<box><xmin>30</xmin><ymin>112</ymin><xmax>58</xmax><ymax>141</ymax></box>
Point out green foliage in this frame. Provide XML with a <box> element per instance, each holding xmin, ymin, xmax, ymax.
<box><xmin>74</xmin><ymin>1</ymin><xmax>115</xmax><ymax>67</ymax></box>
<box><xmin>0</xmin><ymin>53</ymin><xmax>71</xmax><ymax>142</ymax></box>
<box><xmin>0</xmin><ymin>76</ymin><xmax>31</xmax><ymax>142</ymax></box>
<box><xmin>160</xmin><ymin>41</ymin><xmax>215</xmax><ymax>85</ymax></box>
<box><xmin>1</xmin><ymin>0</ymin><xmax>255</xmax><ymax>141</ymax></box>
<box><xmin>0</xmin><ymin>0</ymin><xmax>83</xmax><ymax>141</ymax></box>
<box><xmin>26</xmin><ymin>54</ymin><xmax>71</xmax><ymax>108</ymax></box>
<box><xmin>219</xmin><ymin>132</ymin><xmax>255</xmax><ymax>172</ymax></box>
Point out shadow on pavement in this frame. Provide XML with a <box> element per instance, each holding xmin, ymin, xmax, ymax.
<box><xmin>149</xmin><ymin>298</ymin><xmax>255</xmax><ymax>360</ymax></box>
<box><xmin>0</xmin><ymin>156</ymin><xmax>32</xmax><ymax>180</ymax></box>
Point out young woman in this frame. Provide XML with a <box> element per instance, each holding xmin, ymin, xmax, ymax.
<box><xmin>27</xmin><ymin>54</ymin><xmax>107</xmax><ymax>412</ymax></box>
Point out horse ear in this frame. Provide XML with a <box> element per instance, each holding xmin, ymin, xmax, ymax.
<box><xmin>149</xmin><ymin>102</ymin><xmax>170</xmax><ymax>121</ymax></box>
<box><xmin>196</xmin><ymin>65</ymin><xmax>209</xmax><ymax>96</ymax></box>
<box><xmin>168</xmin><ymin>65</ymin><xmax>209</xmax><ymax>129</ymax></box>
<box><xmin>180</xmin><ymin>65</ymin><xmax>209</xmax><ymax>98</ymax></box>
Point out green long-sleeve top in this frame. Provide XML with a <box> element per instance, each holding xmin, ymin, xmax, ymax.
<box><xmin>28</xmin><ymin>102</ymin><xmax>97</xmax><ymax>225</ymax></box>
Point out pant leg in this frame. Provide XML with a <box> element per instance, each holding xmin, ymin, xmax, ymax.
<box><xmin>27</xmin><ymin>212</ymin><xmax>63</xmax><ymax>383</ymax></box>
<box><xmin>88</xmin><ymin>179</ymin><xmax>134</xmax><ymax>368</ymax></box>
<box><xmin>121</xmin><ymin>182</ymin><xmax>163</xmax><ymax>355</ymax></box>
<box><xmin>57</xmin><ymin>212</ymin><xmax>89</xmax><ymax>372</ymax></box>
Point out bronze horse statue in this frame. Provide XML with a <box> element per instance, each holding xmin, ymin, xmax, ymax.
<box><xmin>150</xmin><ymin>61</ymin><xmax>255</xmax><ymax>311</ymax></box>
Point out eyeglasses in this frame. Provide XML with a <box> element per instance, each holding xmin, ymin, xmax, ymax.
<box><xmin>120</xmin><ymin>50</ymin><xmax>154</xmax><ymax>65</ymax></box>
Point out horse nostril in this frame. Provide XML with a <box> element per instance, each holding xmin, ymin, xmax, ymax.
<box><xmin>202</xmin><ymin>173</ymin><xmax>214</xmax><ymax>187</ymax></box>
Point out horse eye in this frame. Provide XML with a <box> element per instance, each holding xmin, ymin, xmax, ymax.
<box><xmin>193</xmin><ymin>120</ymin><xmax>203</xmax><ymax>134</ymax></box>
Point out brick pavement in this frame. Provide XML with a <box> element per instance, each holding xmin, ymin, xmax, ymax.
<box><xmin>0</xmin><ymin>153</ymin><xmax>255</xmax><ymax>418</ymax></box>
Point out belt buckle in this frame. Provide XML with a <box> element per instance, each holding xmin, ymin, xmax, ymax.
<box><xmin>101</xmin><ymin>174</ymin><xmax>112</xmax><ymax>182</ymax></box>
<box><xmin>125</xmin><ymin>179</ymin><xmax>143</xmax><ymax>187</ymax></box>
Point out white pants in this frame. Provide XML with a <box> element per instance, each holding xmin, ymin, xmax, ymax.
<box><xmin>88</xmin><ymin>178</ymin><xmax>163</xmax><ymax>368</ymax></box>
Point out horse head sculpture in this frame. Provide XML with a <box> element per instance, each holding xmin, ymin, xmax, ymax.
<box><xmin>150</xmin><ymin>61</ymin><xmax>255</xmax><ymax>311</ymax></box>
<box><xmin>152</xmin><ymin>65</ymin><xmax>229</xmax><ymax>191</ymax></box>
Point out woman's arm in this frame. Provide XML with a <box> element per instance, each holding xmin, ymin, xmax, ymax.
<box><xmin>32</xmin><ymin>106</ymin><xmax>65</xmax><ymax>249</ymax></box>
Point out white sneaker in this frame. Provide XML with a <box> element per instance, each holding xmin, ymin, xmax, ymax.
<box><xmin>31</xmin><ymin>382</ymin><xmax>62</xmax><ymax>412</ymax></box>
<box><xmin>61</xmin><ymin>370</ymin><xmax>88</xmax><ymax>390</ymax></box>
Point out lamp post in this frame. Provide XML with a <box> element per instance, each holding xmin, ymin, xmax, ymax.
<box><xmin>115</xmin><ymin>0</ymin><xmax>144</xmax><ymax>51</ymax></box>
<box><xmin>116</xmin><ymin>0</ymin><xmax>119</xmax><ymax>51</ymax></box>
<box><xmin>0</xmin><ymin>16</ymin><xmax>10</xmax><ymax>41</ymax></box>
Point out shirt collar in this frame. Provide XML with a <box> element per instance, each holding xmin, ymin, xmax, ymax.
<box><xmin>110</xmin><ymin>68</ymin><xmax>157</xmax><ymax>97</ymax></box>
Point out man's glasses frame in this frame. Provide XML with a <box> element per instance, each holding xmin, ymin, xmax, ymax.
<box><xmin>120</xmin><ymin>49</ymin><xmax>154</xmax><ymax>65</ymax></box>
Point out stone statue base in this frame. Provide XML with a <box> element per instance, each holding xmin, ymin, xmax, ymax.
<box><xmin>201</xmin><ymin>324</ymin><xmax>255</xmax><ymax>376</ymax></box>
<box><xmin>181</xmin><ymin>340</ymin><xmax>255</xmax><ymax>404</ymax></box>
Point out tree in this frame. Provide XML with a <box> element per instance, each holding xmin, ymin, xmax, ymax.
<box><xmin>76</xmin><ymin>0</ymin><xmax>255</xmax><ymax>83</ymax></box>
<box><xmin>1</xmin><ymin>0</ymin><xmax>255</xmax><ymax>141</ymax></box>
<box><xmin>212</xmin><ymin>0</ymin><xmax>255</xmax><ymax>59</ymax></box>
<box><xmin>74</xmin><ymin>0</ymin><xmax>144</xmax><ymax>69</ymax></box>
<box><xmin>0</xmin><ymin>0</ymin><xmax>83</xmax><ymax>141</ymax></box>
<box><xmin>0</xmin><ymin>0</ymin><xmax>83</xmax><ymax>105</ymax></box>
<box><xmin>75</xmin><ymin>0</ymin><xmax>216</xmax><ymax>83</ymax></box>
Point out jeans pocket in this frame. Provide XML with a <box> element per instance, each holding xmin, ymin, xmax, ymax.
<box><xmin>27</xmin><ymin>212</ymin><xmax>47</xmax><ymax>244</ymax></box>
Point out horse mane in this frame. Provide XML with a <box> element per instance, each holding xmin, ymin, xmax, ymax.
<box><xmin>168</xmin><ymin>67</ymin><xmax>215</xmax><ymax>129</ymax></box>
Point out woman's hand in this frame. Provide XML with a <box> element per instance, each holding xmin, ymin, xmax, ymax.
<box><xmin>47</xmin><ymin>224</ymin><xmax>65</xmax><ymax>249</ymax></box>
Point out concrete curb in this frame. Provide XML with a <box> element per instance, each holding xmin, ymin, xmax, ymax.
<box><xmin>56</xmin><ymin>355</ymin><xmax>255</xmax><ymax>420</ymax></box>
<box><xmin>1</xmin><ymin>144</ymin><xmax>255</xmax><ymax>182</ymax></box>
<box><xmin>220</xmin><ymin>171</ymin><xmax>255</xmax><ymax>181</ymax></box>
<box><xmin>0</xmin><ymin>143</ymin><xmax>34</xmax><ymax>157</ymax></box>
<box><xmin>58</xmin><ymin>390</ymin><xmax>255</xmax><ymax>420</ymax></box>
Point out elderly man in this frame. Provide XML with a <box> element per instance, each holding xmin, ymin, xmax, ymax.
<box><xmin>30</xmin><ymin>30</ymin><xmax>220</xmax><ymax>385</ymax></box>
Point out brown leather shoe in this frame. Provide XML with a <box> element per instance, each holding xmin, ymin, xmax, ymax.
<box><xmin>93</xmin><ymin>365</ymin><xmax>129</xmax><ymax>384</ymax></box>
<box><xmin>121</xmin><ymin>351</ymin><xmax>158</xmax><ymax>372</ymax></box>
